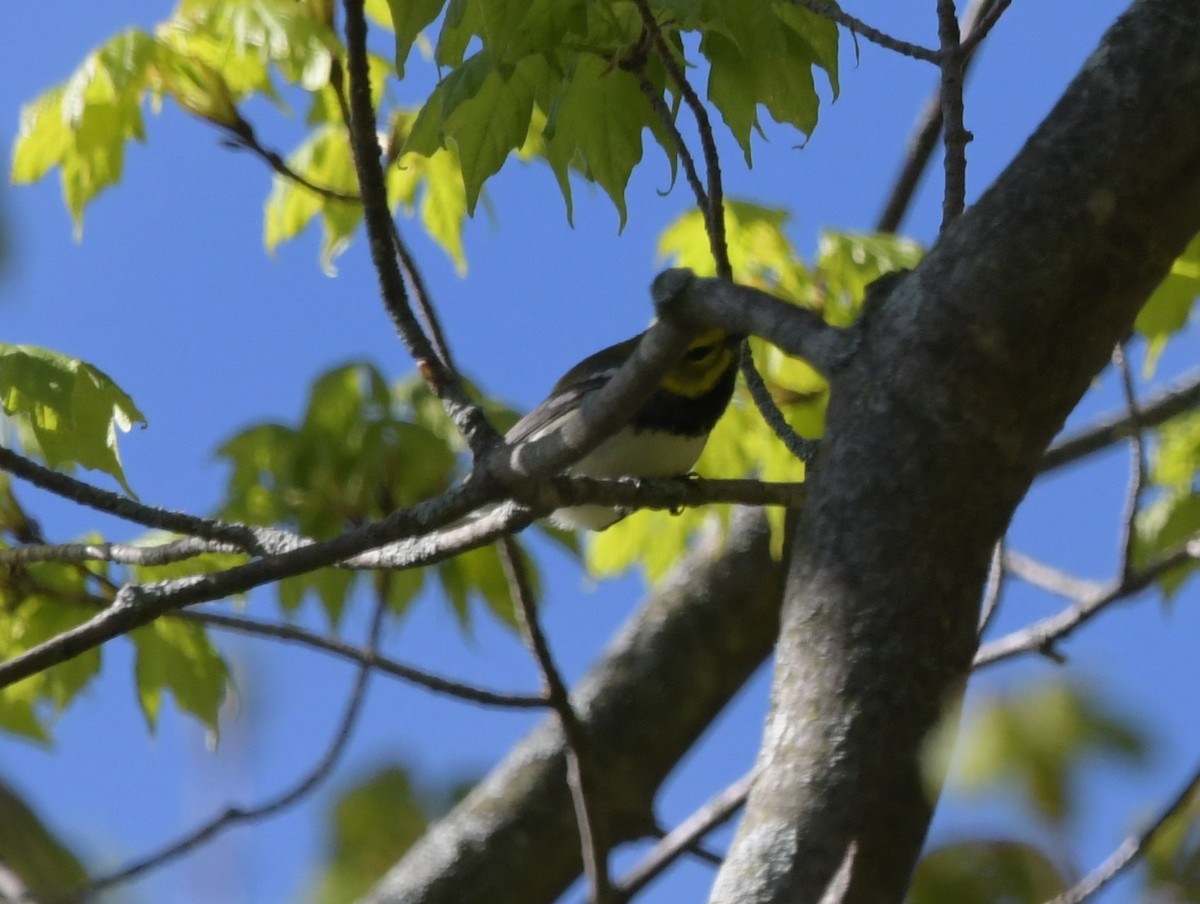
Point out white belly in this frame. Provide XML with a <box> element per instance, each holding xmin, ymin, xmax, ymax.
<box><xmin>549</xmin><ymin>425</ymin><xmax>708</xmax><ymax>530</ymax></box>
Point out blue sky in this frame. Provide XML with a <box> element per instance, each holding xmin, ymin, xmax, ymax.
<box><xmin>4</xmin><ymin>2</ymin><xmax>1199</xmax><ymax>903</ymax></box>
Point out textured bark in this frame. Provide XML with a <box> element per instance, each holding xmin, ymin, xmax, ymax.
<box><xmin>363</xmin><ymin>510</ymin><xmax>784</xmax><ymax>904</ymax></box>
<box><xmin>710</xmin><ymin>2</ymin><xmax>1200</xmax><ymax>902</ymax></box>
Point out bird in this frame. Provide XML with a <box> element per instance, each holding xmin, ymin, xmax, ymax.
<box><xmin>506</xmin><ymin>326</ymin><xmax>743</xmax><ymax>530</ymax></box>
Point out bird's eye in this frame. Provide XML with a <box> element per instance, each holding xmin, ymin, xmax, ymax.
<box><xmin>684</xmin><ymin>344</ymin><xmax>716</xmax><ymax>362</ymax></box>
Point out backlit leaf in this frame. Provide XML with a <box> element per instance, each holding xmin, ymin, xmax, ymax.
<box><xmin>0</xmin><ymin>344</ymin><xmax>145</xmax><ymax>494</ymax></box>
<box><xmin>131</xmin><ymin>618</ymin><xmax>229</xmax><ymax>734</ymax></box>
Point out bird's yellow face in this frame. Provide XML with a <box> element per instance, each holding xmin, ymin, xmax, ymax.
<box><xmin>660</xmin><ymin>329</ymin><xmax>739</xmax><ymax>398</ymax></box>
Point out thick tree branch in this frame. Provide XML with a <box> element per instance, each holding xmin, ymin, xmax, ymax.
<box><xmin>712</xmin><ymin>2</ymin><xmax>1200</xmax><ymax>901</ymax></box>
<box><xmin>362</xmin><ymin>510</ymin><xmax>784</xmax><ymax>904</ymax></box>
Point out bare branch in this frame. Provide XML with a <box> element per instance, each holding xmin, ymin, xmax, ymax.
<box><xmin>1040</xmin><ymin>369</ymin><xmax>1200</xmax><ymax>472</ymax></box>
<box><xmin>959</xmin><ymin>0</ymin><xmax>1015</xmax><ymax>57</ymax></box>
<box><xmin>0</xmin><ymin>536</ymin><xmax>241</xmax><ymax>567</ymax></box>
<box><xmin>785</xmin><ymin>0</ymin><xmax>939</xmax><ymax>63</ymax></box>
<box><xmin>739</xmin><ymin>348</ymin><xmax>819</xmax><ymax>464</ymax></box>
<box><xmin>0</xmin><ymin>474</ymin><xmax>493</xmax><ymax>690</ymax></box>
<box><xmin>1003</xmin><ymin>548</ymin><xmax>1107</xmax><ymax>600</ymax></box>
<box><xmin>937</xmin><ymin>0</ymin><xmax>970</xmax><ymax>227</ymax></box>
<box><xmin>223</xmin><ymin>114</ymin><xmax>359</xmax><ymax>203</ymax></box>
<box><xmin>976</xmin><ymin>534</ymin><xmax>1200</xmax><ymax>668</ymax></box>
<box><xmin>1112</xmin><ymin>343</ymin><xmax>1148</xmax><ymax>578</ymax></box>
<box><xmin>0</xmin><ymin>445</ymin><xmax>269</xmax><ymax>552</ymax></box>
<box><xmin>1046</xmin><ymin>756</ymin><xmax>1200</xmax><ymax>904</ymax></box>
<box><xmin>614</xmin><ymin>772</ymin><xmax>753</xmax><ymax>901</ymax></box>
<box><xmin>877</xmin><ymin>0</ymin><xmax>1009</xmax><ymax>232</ymax></box>
<box><xmin>631</xmin><ymin>0</ymin><xmax>730</xmax><ymax>278</ymax></box>
<box><xmin>977</xmin><ymin>540</ymin><xmax>1005</xmax><ymax>635</ymax></box>
<box><xmin>501</xmin><ymin>536</ymin><xmax>613</xmax><ymax>902</ymax></box>
<box><xmin>70</xmin><ymin>595</ymin><xmax>389</xmax><ymax>902</ymax></box>
<box><xmin>340</xmin><ymin>0</ymin><xmax>500</xmax><ymax>458</ymax></box>
<box><xmin>184</xmin><ymin>608</ymin><xmax>546</xmax><ymax>709</ymax></box>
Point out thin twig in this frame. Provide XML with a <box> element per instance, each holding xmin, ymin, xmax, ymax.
<box><xmin>1112</xmin><ymin>343</ymin><xmax>1147</xmax><ymax>579</ymax></box>
<box><xmin>500</xmin><ymin>535</ymin><xmax>612</xmax><ymax>903</ymax></box>
<box><xmin>977</xmin><ymin>539</ymin><xmax>1005</xmax><ymax>636</ymax></box>
<box><xmin>389</xmin><ymin>220</ymin><xmax>459</xmax><ymax>374</ymax></box>
<box><xmin>631</xmin><ymin>0</ymin><xmax>730</xmax><ymax>277</ymax></box>
<box><xmin>182</xmin><ymin>608</ymin><xmax>547</xmax><ymax>709</ymax></box>
<box><xmin>0</xmin><ymin>445</ymin><xmax>267</xmax><ymax>552</ymax></box>
<box><xmin>632</xmin><ymin>67</ymin><xmax>710</xmax><ymax>216</ymax></box>
<box><xmin>975</xmin><ymin>535</ymin><xmax>1200</xmax><ymax>668</ymax></box>
<box><xmin>787</xmin><ymin>0</ymin><xmax>939</xmax><ymax>63</ymax></box>
<box><xmin>958</xmin><ymin>0</ymin><xmax>1015</xmax><ymax>57</ymax></box>
<box><xmin>340</xmin><ymin>0</ymin><xmax>500</xmax><ymax>458</ymax></box>
<box><xmin>223</xmin><ymin>115</ymin><xmax>359</xmax><ymax>203</ymax></box>
<box><xmin>876</xmin><ymin>0</ymin><xmax>1000</xmax><ymax>232</ymax></box>
<box><xmin>1045</xmin><ymin>756</ymin><xmax>1200</xmax><ymax>904</ymax></box>
<box><xmin>614</xmin><ymin>772</ymin><xmax>753</xmax><ymax>901</ymax></box>
<box><xmin>71</xmin><ymin>595</ymin><xmax>389</xmax><ymax>902</ymax></box>
<box><xmin>1042</xmin><ymin>369</ymin><xmax>1200</xmax><ymax>473</ymax></box>
<box><xmin>1003</xmin><ymin>549</ymin><xmax>1107</xmax><ymax>601</ymax></box>
<box><xmin>740</xmin><ymin>348</ymin><xmax>819</xmax><ymax>464</ymax></box>
<box><xmin>936</xmin><ymin>0</ymin><xmax>969</xmax><ymax>227</ymax></box>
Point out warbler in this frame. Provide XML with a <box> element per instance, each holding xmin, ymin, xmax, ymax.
<box><xmin>507</xmin><ymin>327</ymin><xmax>743</xmax><ymax>530</ymax></box>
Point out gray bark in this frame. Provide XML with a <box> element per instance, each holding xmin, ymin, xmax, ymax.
<box><xmin>710</xmin><ymin>1</ymin><xmax>1200</xmax><ymax>901</ymax></box>
<box><xmin>363</xmin><ymin>510</ymin><xmax>784</xmax><ymax>904</ymax></box>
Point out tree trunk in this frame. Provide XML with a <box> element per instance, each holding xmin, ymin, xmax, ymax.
<box><xmin>710</xmin><ymin>2</ymin><xmax>1200</xmax><ymax>901</ymax></box>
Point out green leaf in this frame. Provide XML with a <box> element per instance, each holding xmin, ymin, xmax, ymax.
<box><xmin>1136</xmin><ymin>232</ymin><xmax>1200</xmax><ymax>374</ymax></box>
<box><xmin>131</xmin><ymin>618</ymin><xmax>229</xmax><ymax>734</ymax></box>
<box><xmin>419</xmin><ymin>149</ymin><xmax>469</xmax><ymax>273</ymax></box>
<box><xmin>1134</xmin><ymin>491</ymin><xmax>1200</xmax><ymax>598</ymax></box>
<box><xmin>544</xmin><ymin>55</ymin><xmax>654</xmax><ymax>228</ymax></box>
<box><xmin>950</xmin><ymin>681</ymin><xmax>1148</xmax><ymax>825</ymax></box>
<box><xmin>172</xmin><ymin>0</ymin><xmax>338</xmax><ymax>94</ymax></box>
<box><xmin>308</xmin><ymin>766</ymin><xmax>429</xmax><ymax>904</ymax></box>
<box><xmin>0</xmin><ymin>344</ymin><xmax>146</xmax><ymax>494</ymax></box>
<box><xmin>384</xmin><ymin>0</ymin><xmax>445</xmax><ymax>77</ymax></box>
<box><xmin>435</xmin><ymin>54</ymin><xmax>548</xmax><ymax>214</ymax></box>
<box><xmin>815</xmin><ymin>231</ymin><xmax>924</xmax><ymax>325</ymax></box>
<box><xmin>0</xmin><ymin>779</ymin><xmax>89</xmax><ymax>898</ymax></box>
<box><xmin>150</xmin><ymin>43</ymin><xmax>239</xmax><ymax>125</ymax></box>
<box><xmin>436</xmin><ymin>542</ymin><xmax>522</xmax><ymax>629</ymax></box>
<box><xmin>910</xmin><ymin>840</ymin><xmax>1068</xmax><ymax>904</ymax></box>
<box><xmin>263</xmin><ymin>125</ymin><xmax>361</xmax><ymax>274</ymax></box>
<box><xmin>0</xmin><ymin>592</ymin><xmax>102</xmax><ymax>741</ymax></box>
<box><xmin>700</xmin><ymin>0</ymin><xmax>828</xmax><ymax>163</ymax></box>
<box><xmin>1144</xmin><ymin>785</ymin><xmax>1200</xmax><ymax>900</ymax></box>
<box><xmin>12</xmin><ymin>29</ymin><xmax>157</xmax><ymax>233</ymax></box>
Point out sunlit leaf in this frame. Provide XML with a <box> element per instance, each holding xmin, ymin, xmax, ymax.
<box><xmin>131</xmin><ymin>618</ymin><xmax>229</xmax><ymax>734</ymax></box>
<box><xmin>12</xmin><ymin>29</ymin><xmax>157</xmax><ymax>232</ymax></box>
<box><xmin>1136</xmin><ymin>232</ymin><xmax>1200</xmax><ymax>374</ymax></box>
<box><xmin>0</xmin><ymin>344</ymin><xmax>145</xmax><ymax>494</ymax></box>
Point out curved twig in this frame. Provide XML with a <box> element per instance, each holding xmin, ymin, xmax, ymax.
<box><xmin>70</xmin><ymin>595</ymin><xmax>389</xmax><ymax>902</ymax></box>
<box><xmin>501</xmin><ymin>536</ymin><xmax>613</xmax><ymax>902</ymax></box>
<box><xmin>787</xmin><ymin>0</ymin><xmax>939</xmax><ymax>63</ymax></box>
<box><xmin>1045</xmin><ymin>757</ymin><xmax>1200</xmax><ymax>904</ymax></box>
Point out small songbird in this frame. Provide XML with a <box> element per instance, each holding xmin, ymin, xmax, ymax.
<box><xmin>506</xmin><ymin>327</ymin><xmax>743</xmax><ymax>529</ymax></box>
